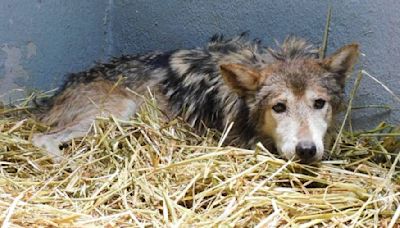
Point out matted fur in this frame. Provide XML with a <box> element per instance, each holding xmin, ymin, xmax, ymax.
<box><xmin>33</xmin><ymin>33</ymin><xmax>358</xmax><ymax>163</ymax></box>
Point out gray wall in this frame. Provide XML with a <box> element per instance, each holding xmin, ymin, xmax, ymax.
<box><xmin>1</xmin><ymin>0</ymin><xmax>399</xmax><ymax>128</ymax></box>
<box><xmin>0</xmin><ymin>0</ymin><xmax>112</xmax><ymax>101</ymax></box>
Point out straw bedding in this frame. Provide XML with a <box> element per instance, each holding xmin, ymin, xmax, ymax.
<box><xmin>0</xmin><ymin>91</ymin><xmax>399</xmax><ymax>227</ymax></box>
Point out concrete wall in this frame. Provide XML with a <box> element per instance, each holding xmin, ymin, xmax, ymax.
<box><xmin>0</xmin><ymin>0</ymin><xmax>112</xmax><ymax>102</ymax></box>
<box><xmin>1</xmin><ymin>0</ymin><xmax>399</xmax><ymax>128</ymax></box>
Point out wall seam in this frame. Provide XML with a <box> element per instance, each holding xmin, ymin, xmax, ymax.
<box><xmin>104</xmin><ymin>0</ymin><xmax>114</xmax><ymax>60</ymax></box>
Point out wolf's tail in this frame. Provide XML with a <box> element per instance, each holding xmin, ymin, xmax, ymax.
<box><xmin>31</xmin><ymin>92</ymin><xmax>55</xmax><ymax>121</ymax></box>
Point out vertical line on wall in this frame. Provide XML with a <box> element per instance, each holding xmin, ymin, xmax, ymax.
<box><xmin>104</xmin><ymin>0</ymin><xmax>114</xmax><ymax>60</ymax></box>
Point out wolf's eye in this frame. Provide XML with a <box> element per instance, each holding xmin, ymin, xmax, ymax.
<box><xmin>272</xmin><ymin>103</ymin><xmax>286</xmax><ymax>113</ymax></box>
<box><xmin>314</xmin><ymin>99</ymin><xmax>326</xmax><ymax>109</ymax></box>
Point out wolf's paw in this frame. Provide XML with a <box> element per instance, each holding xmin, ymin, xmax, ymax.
<box><xmin>32</xmin><ymin>134</ymin><xmax>66</xmax><ymax>163</ymax></box>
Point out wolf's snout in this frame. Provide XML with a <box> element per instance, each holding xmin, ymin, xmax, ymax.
<box><xmin>295</xmin><ymin>141</ymin><xmax>316</xmax><ymax>163</ymax></box>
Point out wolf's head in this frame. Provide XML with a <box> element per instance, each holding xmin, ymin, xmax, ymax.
<box><xmin>220</xmin><ymin>39</ymin><xmax>359</xmax><ymax>163</ymax></box>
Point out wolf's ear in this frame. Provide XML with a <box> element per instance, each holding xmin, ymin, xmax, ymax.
<box><xmin>220</xmin><ymin>64</ymin><xmax>263</xmax><ymax>95</ymax></box>
<box><xmin>323</xmin><ymin>44</ymin><xmax>359</xmax><ymax>85</ymax></box>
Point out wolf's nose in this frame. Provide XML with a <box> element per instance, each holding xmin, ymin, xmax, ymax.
<box><xmin>295</xmin><ymin>141</ymin><xmax>316</xmax><ymax>163</ymax></box>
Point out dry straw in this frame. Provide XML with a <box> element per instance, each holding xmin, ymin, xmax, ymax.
<box><xmin>0</xmin><ymin>80</ymin><xmax>399</xmax><ymax>227</ymax></box>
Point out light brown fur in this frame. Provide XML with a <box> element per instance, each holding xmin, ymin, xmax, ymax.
<box><xmin>33</xmin><ymin>80</ymin><xmax>141</xmax><ymax>161</ymax></box>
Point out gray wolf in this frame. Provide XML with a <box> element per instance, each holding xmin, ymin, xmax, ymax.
<box><xmin>32</xmin><ymin>34</ymin><xmax>358</xmax><ymax>164</ymax></box>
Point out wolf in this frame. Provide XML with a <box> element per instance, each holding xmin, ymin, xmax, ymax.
<box><xmin>32</xmin><ymin>34</ymin><xmax>358</xmax><ymax>164</ymax></box>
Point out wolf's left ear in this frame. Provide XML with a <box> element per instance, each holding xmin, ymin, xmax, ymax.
<box><xmin>220</xmin><ymin>64</ymin><xmax>264</xmax><ymax>96</ymax></box>
<box><xmin>323</xmin><ymin>44</ymin><xmax>359</xmax><ymax>85</ymax></box>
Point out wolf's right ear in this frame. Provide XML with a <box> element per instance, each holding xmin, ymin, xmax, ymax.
<box><xmin>220</xmin><ymin>64</ymin><xmax>264</xmax><ymax>96</ymax></box>
<box><xmin>323</xmin><ymin>44</ymin><xmax>359</xmax><ymax>86</ymax></box>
